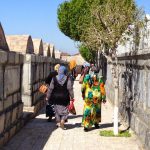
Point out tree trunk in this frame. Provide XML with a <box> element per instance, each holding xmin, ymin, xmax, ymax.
<box><xmin>113</xmin><ymin>57</ymin><xmax>119</xmax><ymax>135</ymax></box>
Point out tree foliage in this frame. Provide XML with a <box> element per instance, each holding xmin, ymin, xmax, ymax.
<box><xmin>57</xmin><ymin>0</ymin><xmax>93</xmax><ymax>41</ymax></box>
<box><xmin>79</xmin><ymin>44</ymin><xmax>96</xmax><ymax>63</ymax></box>
<box><xmin>57</xmin><ymin>0</ymin><xmax>144</xmax><ymax>58</ymax></box>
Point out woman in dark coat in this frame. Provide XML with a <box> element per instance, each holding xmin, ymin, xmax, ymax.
<box><xmin>46</xmin><ymin>66</ymin><xmax>74</xmax><ymax>129</ymax></box>
<box><xmin>45</xmin><ymin>64</ymin><xmax>60</xmax><ymax>122</ymax></box>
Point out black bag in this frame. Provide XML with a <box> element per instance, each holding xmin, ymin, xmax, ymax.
<box><xmin>46</xmin><ymin>104</ymin><xmax>55</xmax><ymax>117</ymax></box>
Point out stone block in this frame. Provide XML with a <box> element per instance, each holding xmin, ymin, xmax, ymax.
<box><xmin>35</xmin><ymin>65</ymin><xmax>40</xmax><ymax>81</ymax></box>
<box><xmin>0</xmin><ymin>135</ymin><xmax>4</xmax><ymax>147</ymax></box>
<box><xmin>0</xmin><ymin>101</ymin><xmax>3</xmax><ymax>112</ymax></box>
<box><xmin>16</xmin><ymin>121</ymin><xmax>21</xmax><ymax>132</ymax></box>
<box><xmin>17</xmin><ymin>93</ymin><xmax>21</xmax><ymax>102</ymax></box>
<box><xmin>3</xmin><ymin>131</ymin><xmax>9</xmax><ymax>145</ymax></box>
<box><xmin>32</xmin><ymin>54</ymin><xmax>36</xmax><ymax>62</ymax></box>
<box><xmin>19</xmin><ymin>54</ymin><xmax>24</xmax><ymax>64</ymax></box>
<box><xmin>22</xmin><ymin>95</ymin><xmax>32</xmax><ymax>107</ymax></box>
<box><xmin>12</xmin><ymin>107</ymin><xmax>17</xmax><ymax>123</ymax></box>
<box><xmin>4</xmin><ymin>111</ymin><xmax>12</xmax><ymax>130</ymax></box>
<box><xmin>0</xmin><ymin>114</ymin><xmax>5</xmax><ymax>134</ymax></box>
<box><xmin>17</xmin><ymin>103</ymin><xmax>23</xmax><ymax>119</ymax></box>
<box><xmin>22</xmin><ymin>63</ymin><xmax>32</xmax><ymax>94</ymax></box>
<box><xmin>0</xmin><ymin>67</ymin><xmax>3</xmax><ymax>102</ymax></box>
<box><xmin>0</xmin><ymin>51</ymin><xmax>7</xmax><ymax>64</ymax></box>
<box><xmin>13</xmin><ymin>93</ymin><xmax>18</xmax><ymax>104</ymax></box>
<box><xmin>24</xmin><ymin>54</ymin><xmax>32</xmax><ymax>63</ymax></box>
<box><xmin>4</xmin><ymin>66</ymin><xmax>20</xmax><ymax>97</ymax></box>
<box><xmin>9</xmin><ymin>126</ymin><xmax>16</xmax><ymax>138</ymax></box>
<box><xmin>4</xmin><ymin>96</ymin><xmax>13</xmax><ymax>109</ymax></box>
<box><xmin>15</xmin><ymin>53</ymin><xmax>20</xmax><ymax>64</ymax></box>
<box><xmin>7</xmin><ymin>52</ymin><xmax>15</xmax><ymax>64</ymax></box>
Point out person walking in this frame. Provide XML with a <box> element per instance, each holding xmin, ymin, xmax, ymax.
<box><xmin>46</xmin><ymin>66</ymin><xmax>74</xmax><ymax>129</ymax></box>
<box><xmin>45</xmin><ymin>64</ymin><xmax>60</xmax><ymax>122</ymax></box>
<box><xmin>81</xmin><ymin>73</ymin><xmax>106</xmax><ymax>132</ymax></box>
<box><xmin>68</xmin><ymin>60</ymin><xmax>78</xmax><ymax>84</ymax></box>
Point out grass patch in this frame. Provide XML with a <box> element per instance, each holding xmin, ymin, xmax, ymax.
<box><xmin>100</xmin><ymin>130</ymin><xmax>131</xmax><ymax>137</ymax></box>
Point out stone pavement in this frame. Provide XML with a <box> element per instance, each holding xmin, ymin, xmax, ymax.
<box><xmin>1</xmin><ymin>77</ymin><xmax>144</xmax><ymax>150</ymax></box>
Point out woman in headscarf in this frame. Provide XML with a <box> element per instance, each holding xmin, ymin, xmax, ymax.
<box><xmin>45</xmin><ymin>64</ymin><xmax>60</xmax><ymax>122</ymax></box>
<box><xmin>81</xmin><ymin>73</ymin><xmax>106</xmax><ymax>132</ymax></box>
<box><xmin>46</xmin><ymin>66</ymin><xmax>74</xmax><ymax>129</ymax></box>
<box><xmin>45</xmin><ymin>64</ymin><xmax>60</xmax><ymax>85</ymax></box>
<box><xmin>68</xmin><ymin>59</ymin><xmax>77</xmax><ymax>83</ymax></box>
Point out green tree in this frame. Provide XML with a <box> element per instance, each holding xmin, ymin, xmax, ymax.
<box><xmin>79</xmin><ymin>44</ymin><xmax>96</xmax><ymax>63</ymax></box>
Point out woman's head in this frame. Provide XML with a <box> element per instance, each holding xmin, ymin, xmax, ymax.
<box><xmin>57</xmin><ymin>66</ymin><xmax>67</xmax><ymax>81</ymax></box>
<box><xmin>69</xmin><ymin>60</ymin><xmax>76</xmax><ymax>70</ymax></box>
<box><xmin>58</xmin><ymin>66</ymin><xmax>66</xmax><ymax>75</ymax></box>
<box><xmin>84</xmin><ymin>74</ymin><xmax>92</xmax><ymax>87</ymax></box>
<box><xmin>54</xmin><ymin>64</ymin><xmax>60</xmax><ymax>72</ymax></box>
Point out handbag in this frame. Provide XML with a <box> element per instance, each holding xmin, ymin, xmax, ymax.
<box><xmin>68</xmin><ymin>100</ymin><xmax>76</xmax><ymax>115</ymax></box>
<box><xmin>39</xmin><ymin>84</ymin><xmax>48</xmax><ymax>94</ymax></box>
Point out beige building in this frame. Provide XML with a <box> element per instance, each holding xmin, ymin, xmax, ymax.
<box><xmin>55</xmin><ymin>49</ymin><xmax>61</xmax><ymax>59</ymax></box>
<box><xmin>60</xmin><ymin>52</ymin><xmax>70</xmax><ymax>61</ymax></box>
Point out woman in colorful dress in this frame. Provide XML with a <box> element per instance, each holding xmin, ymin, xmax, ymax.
<box><xmin>81</xmin><ymin>74</ymin><xmax>106</xmax><ymax>132</ymax></box>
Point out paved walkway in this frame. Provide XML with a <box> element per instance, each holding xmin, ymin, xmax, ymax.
<box><xmin>2</xmin><ymin>77</ymin><xmax>144</xmax><ymax>150</ymax></box>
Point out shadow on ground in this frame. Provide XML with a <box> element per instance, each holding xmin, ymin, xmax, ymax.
<box><xmin>2</xmin><ymin>108</ymin><xmax>58</xmax><ymax>150</ymax></box>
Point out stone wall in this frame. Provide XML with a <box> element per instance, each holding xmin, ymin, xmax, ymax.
<box><xmin>43</xmin><ymin>43</ymin><xmax>51</xmax><ymax>57</ymax></box>
<box><xmin>105</xmin><ymin>20</ymin><xmax>150</xmax><ymax>150</ymax></box>
<box><xmin>6</xmin><ymin>35</ymin><xmax>34</xmax><ymax>54</ymax></box>
<box><xmin>32</xmin><ymin>38</ymin><xmax>44</xmax><ymax>55</ymax></box>
<box><xmin>0</xmin><ymin>23</ymin><xmax>67</xmax><ymax>147</ymax></box>
<box><xmin>0</xmin><ymin>51</ymin><xmax>24</xmax><ymax>146</ymax></box>
<box><xmin>0</xmin><ymin>23</ymin><xmax>9</xmax><ymax>51</ymax></box>
<box><xmin>0</xmin><ymin>24</ymin><xmax>24</xmax><ymax>146</ymax></box>
<box><xmin>22</xmin><ymin>54</ymin><xmax>52</xmax><ymax>108</ymax></box>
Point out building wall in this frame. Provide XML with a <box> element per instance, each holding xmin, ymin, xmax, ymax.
<box><xmin>105</xmin><ymin>20</ymin><xmax>150</xmax><ymax>150</ymax></box>
<box><xmin>0</xmin><ymin>51</ymin><xmax>24</xmax><ymax>146</ymax></box>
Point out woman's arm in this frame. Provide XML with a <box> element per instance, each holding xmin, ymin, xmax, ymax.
<box><xmin>67</xmin><ymin>78</ymin><xmax>74</xmax><ymax>99</ymax></box>
<box><xmin>46</xmin><ymin>78</ymin><xmax>54</xmax><ymax>100</ymax></box>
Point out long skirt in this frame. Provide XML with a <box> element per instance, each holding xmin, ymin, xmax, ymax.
<box><xmin>54</xmin><ymin>105</ymin><xmax>69</xmax><ymax>122</ymax></box>
<box><xmin>82</xmin><ymin>99</ymin><xmax>101</xmax><ymax>128</ymax></box>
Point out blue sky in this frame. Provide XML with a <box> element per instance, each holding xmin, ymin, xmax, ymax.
<box><xmin>0</xmin><ymin>0</ymin><xmax>150</xmax><ymax>55</ymax></box>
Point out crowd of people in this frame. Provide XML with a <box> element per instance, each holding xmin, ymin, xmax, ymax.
<box><xmin>44</xmin><ymin>60</ymin><xmax>106</xmax><ymax>131</ymax></box>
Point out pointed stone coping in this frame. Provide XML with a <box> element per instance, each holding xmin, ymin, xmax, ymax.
<box><xmin>43</xmin><ymin>43</ymin><xmax>51</xmax><ymax>57</ymax></box>
<box><xmin>50</xmin><ymin>44</ymin><xmax>55</xmax><ymax>58</ymax></box>
<box><xmin>6</xmin><ymin>35</ymin><xmax>34</xmax><ymax>54</ymax></box>
<box><xmin>0</xmin><ymin>23</ymin><xmax>9</xmax><ymax>51</ymax></box>
<box><xmin>32</xmin><ymin>38</ymin><xmax>43</xmax><ymax>56</ymax></box>
<box><xmin>55</xmin><ymin>49</ymin><xmax>61</xmax><ymax>59</ymax></box>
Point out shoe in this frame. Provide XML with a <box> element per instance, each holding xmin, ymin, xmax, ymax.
<box><xmin>94</xmin><ymin>123</ymin><xmax>100</xmax><ymax>129</ymax></box>
<box><xmin>60</xmin><ymin>120</ymin><xmax>66</xmax><ymax>130</ymax></box>
<box><xmin>47</xmin><ymin>117</ymin><xmax>52</xmax><ymax>122</ymax></box>
<box><xmin>56</xmin><ymin>122</ymin><xmax>60</xmax><ymax>127</ymax></box>
<box><xmin>84</xmin><ymin>127</ymin><xmax>88</xmax><ymax>132</ymax></box>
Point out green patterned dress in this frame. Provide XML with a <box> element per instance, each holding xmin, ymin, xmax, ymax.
<box><xmin>81</xmin><ymin>74</ymin><xmax>106</xmax><ymax>128</ymax></box>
